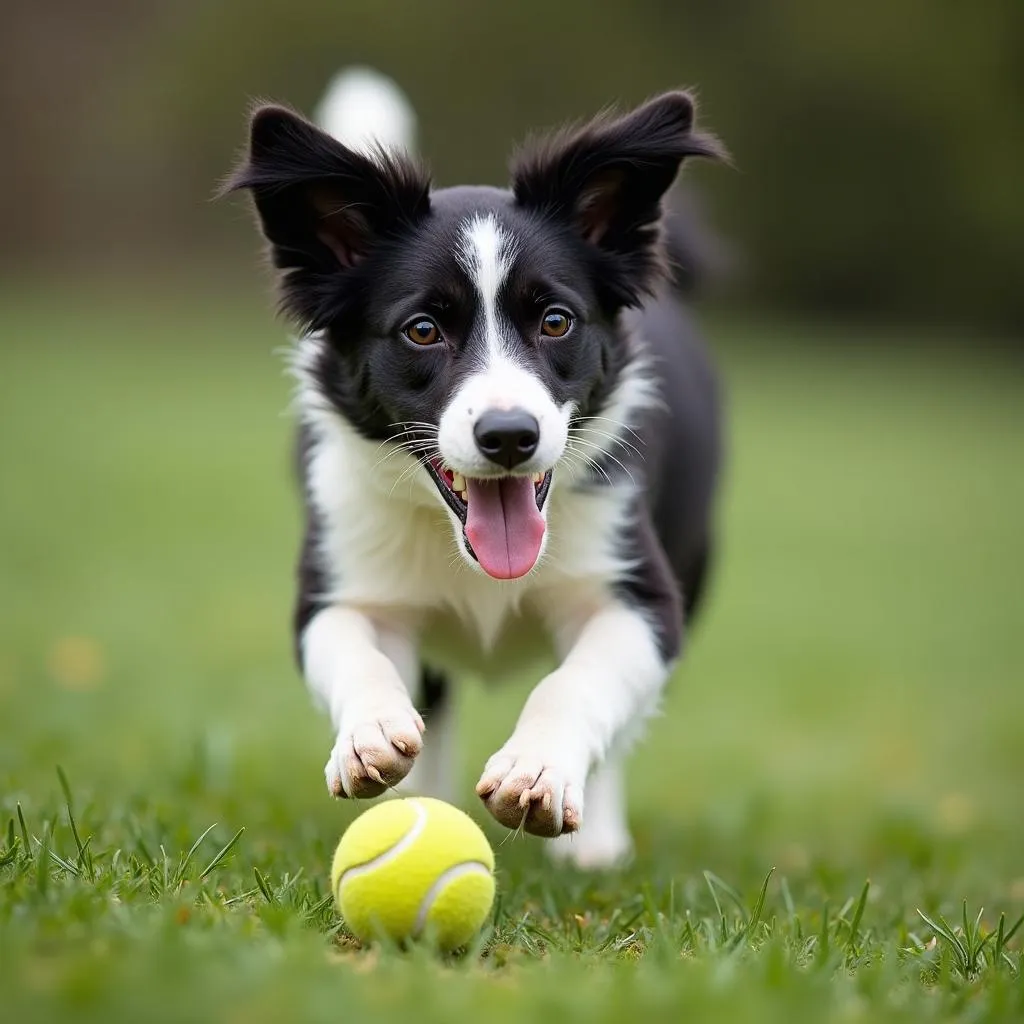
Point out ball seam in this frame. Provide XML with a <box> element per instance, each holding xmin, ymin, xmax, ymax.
<box><xmin>334</xmin><ymin>798</ymin><xmax>428</xmax><ymax>899</ymax></box>
<box><xmin>412</xmin><ymin>861</ymin><xmax>492</xmax><ymax>938</ymax></box>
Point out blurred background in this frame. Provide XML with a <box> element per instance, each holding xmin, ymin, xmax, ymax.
<box><xmin>2</xmin><ymin>0</ymin><xmax>1023</xmax><ymax>883</ymax></box>
<box><xmin>2</xmin><ymin>0</ymin><xmax>1023</xmax><ymax>329</ymax></box>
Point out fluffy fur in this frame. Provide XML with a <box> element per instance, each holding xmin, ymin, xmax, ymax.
<box><xmin>224</xmin><ymin>80</ymin><xmax>725</xmax><ymax>866</ymax></box>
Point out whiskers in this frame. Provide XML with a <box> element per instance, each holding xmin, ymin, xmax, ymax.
<box><xmin>372</xmin><ymin>421</ymin><xmax>441</xmax><ymax>470</ymax></box>
<box><xmin>574</xmin><ymin>415</ymin><xmax>645</xmax><ymax>458</ymax></box>
<box><xmin>563</xmin><ymin>413</ymin><xmax>643</xmax><ymax>486</ymax></box>
<box><xmin>370</xmin><ymin>421</ymin><xmax>442</xmax><ymax>500</ymax></box>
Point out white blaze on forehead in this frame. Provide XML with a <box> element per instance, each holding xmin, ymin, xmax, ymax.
<box><xmin>438</xmin><ymin>213</ymin><xmax>567</xmax><ymax>477</ymax></box>
<box><xmin>457</xmin><ymin>214</ymin><xmax>518</xmax><ymax>359</ymax></box>
<box><xmin>440</xmin><ymin>213</ymin><xmax>567</xmax><ymax>475</ymax></box>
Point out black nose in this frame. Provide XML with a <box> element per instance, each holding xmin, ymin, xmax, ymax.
<box><xmin>473</xmin><ymin>409</ymin><xmax>540</xmax><ymax>469</ymax></box>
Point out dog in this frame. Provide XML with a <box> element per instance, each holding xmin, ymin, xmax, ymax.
<box><xmin>224</xmin><ymin>74</ymin><xmax>725</xmax><ymax>868</ymax></box>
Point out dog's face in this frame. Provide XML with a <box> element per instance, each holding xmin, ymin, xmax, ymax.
<box><xmin>226</xmin><ymin>93</ymin><xmax>719</xmax><ymax>580</ymax></box>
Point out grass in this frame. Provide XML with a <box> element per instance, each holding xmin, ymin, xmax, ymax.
<box><xmin>1</xmin><ymin>289</ymin><xmax>1023</xmax><ymax>1022</ymax></box>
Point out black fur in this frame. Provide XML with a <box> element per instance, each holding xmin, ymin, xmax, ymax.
<box><xmin>223</xmin><ymin>104</ymin><xmax>431</xmax><ymax>333</ymax></box>
<box><xmin>615</xmin><ymin>291</ymin><xmax>723</xmax><ymax>658</ymax></box>
<box><xmin>511</xmin><ymin>93</ymin><xmax>724</xmax><ymax>312</ymax></box>
<box><xmin>292</xmin><ymin>423</ymin><xmax>331</xmax><ymax>664</ymax></box>
<box><xmin>226</xmin><ymin>91</ymin><xmax>724</xmax><ymax>678</ymax></box>
<box><xmin>417</xmin><ymin>665</ymin><xmax>450</xmax><ymax>718</ymax></box>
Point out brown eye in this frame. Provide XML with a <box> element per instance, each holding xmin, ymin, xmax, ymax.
<box><xmin>541</xmin><ymin>309</ymin><xmax>573</xmax><ymax>338</ymax></box>
<box><xmin>403</xmin><ymin>317</ymin><xmax>441</xmax><ymax>346</ymax></box>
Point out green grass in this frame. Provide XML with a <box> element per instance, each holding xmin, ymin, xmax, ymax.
<box><xmin>2</xmin><ymin>292</ymin><xmax>1023</xmax><ymax>1022</ymax></box>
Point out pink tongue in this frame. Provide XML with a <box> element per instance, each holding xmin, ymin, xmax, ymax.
<box><xmin>464</xmin><ymin>477</ymin><xmax>545</xmax><ymax>579</ymax></box>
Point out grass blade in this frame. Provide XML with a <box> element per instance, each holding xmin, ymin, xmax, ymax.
<box><xmin>56</xmin><ymin>765</ymin><xmax>74</xmax><ymax>813</ymax></box>
<box><xmin>35</xmin><ymin>823</ymin><xmax>52</xmax><ymax>893</ymax></box>
<box><xmin>702</xmin><ymin>871</ymin><xmax>728</xmax><ymax>944</ymax></box>
<box><xmin>973</xmin><ymin>905</ymin><xmax>985</xmax><ymax>942</ymax></box>
<box><xmin>175</xmin><ymin>823</ymin><xmax>219</xmax><ymax>884</ymax></box>
<box><xmin>254</xmin><ymin>866</ymin><xmax>276</xmax><ymax>903</ymax></box>
<box><xmin>304</xmin><ymin>894</ymin><xmax>334</xmax><ymax>920</ymax></box>
<box><xmin>816</xmin><ymin>901</ymin><xmax>830</xmax><ymax>966</ymax></box>
<box><xmin>198</xmin><ymin>826</ymin><xmax>245</xmax><ymax>879</ymax></box>
<box><xmin>997</xmin><ymin>911</ymin><xmax>1024</xmax><ymax>961</ymax></box>
<box><xmin>747</xmin><ymin>867</ymin><xmax>775</xmax><ymax>935</ymax></box>
<box><xmin>994</xmin><ymin>913</ymin><xmax>1006</xmax><ymax>962</ymax></box>
<box><xmin>16</xmin><ymin>804</ymin><xmax>31</xmax><ymax>860</ymax></box>
<box><xmin>57</xmin><ymin>766</ymin><xmax>92</xmax><ymax>880</ymax></box>
<box><xmin>1003</xmin><ymin>911</ymin><xmax>1024</xmax><ymax>946</ymax></box>
<box><xmin>223</xmin><ymin>888</ymin><xmax>259</xmax><ymax>907</ymax></box>
<box><xmin>846</xmin><ymin>880</ymin><xmax>870</xmax><ymax>949</ymax></box>
<box><xmin>780</xmin><ymin>876</ymin><xmax>798</xmax><ymax>929</ymax></box>
<box><xmin>134</xmin><ymin>836</ymin><xmax>155</xmax><ymax>867</ymax></box>
<box><xmin>704</xmin><ymin>870</ymin><xmax>747</xmax><ymax>915</ymax></box>
<box><xmin>917</xmin><ymin>909</ymin><xmax>969</xmax><ymax>967</ymax></box>
<box><xmin>43</xmin><ymin>843</ymin><xmax>80</xmax><ymax>876</ymax></box>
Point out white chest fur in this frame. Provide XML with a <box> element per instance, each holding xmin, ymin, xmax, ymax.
<box><xmin>302</xmin><ymin>405</ymin><xmax>635</xmax><ymax>669</ymax></box>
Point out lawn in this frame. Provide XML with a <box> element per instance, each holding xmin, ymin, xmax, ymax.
<box><xmin>1</xmin><ymin>290</ymin><xmax>1022</xmax><ymax>1022</ymax></box>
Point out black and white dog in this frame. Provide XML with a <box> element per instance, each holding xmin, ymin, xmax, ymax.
<box><xmin>225</xmin><ymin>75</ymin><xmax>724</xmax><ymax>867</ymax></box>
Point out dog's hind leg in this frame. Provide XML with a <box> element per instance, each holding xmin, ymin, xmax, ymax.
<box><xmin>402</xmin><ymin>665</ymin><xmax>457</xmax><ymax>803</ymax></box>
<box><xmin>548</xmin><ymin>754</ymin><xmax>633</xmax><ymax>869</ymax></box>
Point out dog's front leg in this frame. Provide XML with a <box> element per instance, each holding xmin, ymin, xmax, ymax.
<box><xmin>303</xmin><ymin>606</ymin><xmax>423</xmax><ymax>798</ymax></box>
<box><xmin>477</xmin><ymin>587</ymin><xmax>677</xmax><ymax>838</ymax></box>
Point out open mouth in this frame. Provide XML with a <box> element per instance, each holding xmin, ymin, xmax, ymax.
<box><xmin>425</xmin><ymin>459</ymin><xmax>553</xmax><ymax>580</ymax></box>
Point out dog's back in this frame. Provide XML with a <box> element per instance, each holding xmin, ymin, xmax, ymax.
<box><xmin>630</xmin><ymin>278</ymin><xmax>722</xmax><ymax>622</ymax></box>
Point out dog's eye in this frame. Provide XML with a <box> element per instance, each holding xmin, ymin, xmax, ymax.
<box><xmin>403</xmin><ymin>317</ymin><xmax>441</xmax><ymax>346</ymax></box>
<box><xmin>541</xmin><ymin>309</ymin><xmax>573</xmax><ymax>339</ymax></box>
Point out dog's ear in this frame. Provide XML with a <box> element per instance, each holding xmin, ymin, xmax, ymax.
<box><xmin>511</xmin><ymin>92</ymin><xmax>724</xmax><ymax>309</ymax></box>
<box><xmin>221</xmin><ymin>104</ymin><xmax>430</xmax><ymax>328</ymax></box>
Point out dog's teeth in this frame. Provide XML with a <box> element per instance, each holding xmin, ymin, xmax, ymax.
<box><xmin>533</xmin><ymin>472</ymin><xmax>543</xmax><ymax>484</ymax></box>
<box><xmin>452</xmin><ymin>472</ymin><xmax>466</xmax><ymax>492</ymax></box>
<box><xmin>460</xmin><ymin>489</ymin><xmax>469</xmax><ymax>502</ymax></box>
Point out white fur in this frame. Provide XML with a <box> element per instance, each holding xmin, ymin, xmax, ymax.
<box><xmin>476</xmin><ymin>599</ymin><xmax>667</xmax><ymax>835</ymax></box>
<box><xmin>286</xmin><ymin>69</ymin><xmax>679</xmax><ymax>865</ymax></box>
<box><xmin>437</xmin><ymin>364</ymin><xmax>571</xmax><ymax>479</ymax></box>
<box><xmin>302</xmin><ymin>605</ymin><xmax>424</xmax><ymax>798</ymax></box>
<box><xmin>297</xmin><ymin>349</ymin><xmax>628</xmax><ymax>645</ymax></box>
<box><xmin>586</xmin><ymin>351</ymin><xmax>664</xmax><ymax>452</ymax></box>
<box><xmin>294</xmin><ymin>318</ymin><xmax>665</xmax><ymax>857</ymax></box>
<box><xmin>548</xmin><ymin>756</ymin><xmax>633</xmax><ymax>867</ymax></box>
<box><xmin>402</xmin><ymin>696</ymin><xmax>457</xmax><ymax>804</ymax></box>
<box><xmin>438</xmin><ymin>215</ymin><xmax>569</xmax><ymax>480</ymax></box>
<box><xmin>566</xmin><ymin>344</ymin><xmax>663</xmax><ymax>488</ymax></box>
<box><xmin>456</xmin><ymin>214</ymin><xmax>516</xmax><ymax>362</ymax></box>
<box><xmin>315</xmin><ymin>67</ymin><xmax>417</xmax><ymax>155</ymax></box>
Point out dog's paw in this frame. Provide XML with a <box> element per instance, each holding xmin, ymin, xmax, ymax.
<box><xmin>325</xmin><ymin>701</ymin><xmax>425</xmax><ymax>799</ymax></box>
<box><xmin>475</xmin><ymin>742</ymin><xmax>585</xmax><ymax>837</ymax></box>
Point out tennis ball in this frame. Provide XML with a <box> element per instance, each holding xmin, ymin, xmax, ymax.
<box><xmin>331</xmin><ymin>797</ymin><xmax>495</xmax><ymax>951</ymax></box>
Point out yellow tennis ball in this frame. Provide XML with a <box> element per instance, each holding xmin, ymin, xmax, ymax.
<box><xmin>331</xmin><ymin>797</ymin><xmax>495</xmax><ymax>951</ymax></box>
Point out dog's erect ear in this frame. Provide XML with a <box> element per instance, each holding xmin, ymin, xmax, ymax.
<box><xmin>511</xmin><ymin>92</ymin><xmax>724</xmax><ymax>308</ymax></box>
<box><xmin>221</xmin><ymin>105</ymin><xmax>430</xmax><ymax>328</ymax></box>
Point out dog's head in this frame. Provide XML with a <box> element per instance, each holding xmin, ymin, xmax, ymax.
<box><xmin>225</xmin><ymin>92</ymin><xmax>720</xmax><ymax>580</ymax></box>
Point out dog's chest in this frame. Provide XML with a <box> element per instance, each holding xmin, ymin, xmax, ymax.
<box><xmin>307</xmin><ymin>413</ymin><xmax>633</xmax><ymax>666</ymax></box>
<box><xmin>327</xmin><ymin>495</ymin><xmax>555</xmax><ymax>670</ymax></box>
<box><xmin>309</xmin><ymin>434</ymin><xmax>531</xmax><ymax>637</ymax></box>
